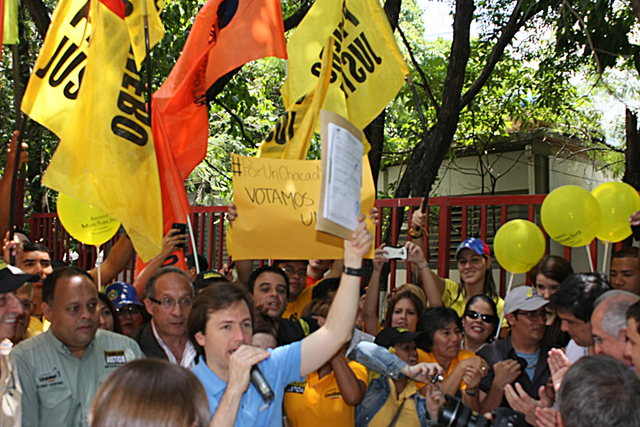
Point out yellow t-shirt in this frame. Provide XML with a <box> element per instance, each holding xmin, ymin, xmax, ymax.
<box><xmin>419</xmin><ymin>349</ymin><xmax>476</xmax><ymax>391</ymax></box>
<box><xmin>368</xmin><ymin>378</ymin><xmax>421</xmax><ymax>427</ymax></box>
<box><xmin>282</xmin><ymin>284</ymin><xmax>315</xmax><ymax>321</ymax></box>
<box><xmin>284</xmin><ymin>360</ymin><xmax>369</xmax><ymax>427</ymax></box>
<box><xmin>442</xmin><ymin>278</ymin><xmax>508</xmax><ymax>328</ymax></box>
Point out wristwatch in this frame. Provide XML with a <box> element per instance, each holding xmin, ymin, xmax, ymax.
<box><xmin>343</xmin><ymin>266</ymin><xmax>364</xmax><ymax>276</ymax></box>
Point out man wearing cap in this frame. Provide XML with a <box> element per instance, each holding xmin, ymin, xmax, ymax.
<box><xmin>477</xmin><ymin>286</ymin><xmax>553</xmax><ymax>422</ymax></box>
<box><xmin>0</xmin><ymin>266</ymin><xmax>38</xmax><ymax>426</ymax></box>
<box><xmin>11</xmin><ymin>266</ymin><xmax>143</xmax><ymax>427</ymax></box>
<box><xmin>194</xmin><ymin>270</ymin><xmax>229</xmax><ymax>293</ymax></box>
<box><xmin>353</xmin><ymin>327</ymin><xmax>444</xmax><ymax>427</ymax></box>
<box><xmin>106</xmin><ymin>282</ymin><xmax>144</xmax><ymax>337</ymax></box>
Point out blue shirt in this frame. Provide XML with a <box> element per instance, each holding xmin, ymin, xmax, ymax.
<box><xmin>192</xmin><ymin>340</ymin><xmax>303</xmax><ymax>427</ymax></box>
<box><xmin>515</xmin><ymin>350</ymin><xmax>540</xmax><ymax>381</ymax></box>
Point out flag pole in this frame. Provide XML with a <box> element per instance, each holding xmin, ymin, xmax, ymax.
<box><xmin>143</xmin><ymin>0</ymin><xmax>152</xmax><ymax>118</ymax></box>
<box><xmin>9</xmin><ymin>40</ymin><xmax>26</xmax><ymax>264</ymax></box>
<box><xmin>406</xmin><ymin>75</ymin><xmax>429</xmax><ymax>214</ymax></box>
<box><xmin>186</xmin><ymin>215</ymin><xmax>200</xmax><ymax>274</ymax></box>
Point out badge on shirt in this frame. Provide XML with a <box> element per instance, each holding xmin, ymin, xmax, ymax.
<box><xmin>104</xmin><ymin>350</ymin><xmax>127</xmax><ymax>365</ymax></box>
<box><xmin>37</xmin><ymin>367</ymin><xmax>64</xmax><ymax>388</ymax></box>
<box><xmin>285</xmin><ymin>382</ymin><xmax>306</xmax><ymax>394</ymax></box>
<box><xmin>324</xmin><ymin>390</ymin><xmax>342</xmax><ymax>399</ymax></box>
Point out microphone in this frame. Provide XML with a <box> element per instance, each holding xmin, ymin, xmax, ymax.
<box><xmin>250</xmin><ymin>365</ymin><xmax>274</xmax><ymax>403</ymax></box>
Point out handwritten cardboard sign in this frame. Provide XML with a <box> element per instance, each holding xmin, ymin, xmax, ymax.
<box><xmin>231</xmin><ymin>154</ymin><xmax>375</xmax><ymax>260</ymax></box>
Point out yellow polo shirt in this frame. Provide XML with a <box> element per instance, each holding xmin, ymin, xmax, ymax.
<box><xmin>282</xmin><ymin>284</ymin><xmax>316</xmax><ymax>321</ymax></box>
<box><xmin>442</xmin><ymin>279</ymin><xmax>508</xmax><ymax>328</ymax></box>
<box><xmin>419</xmin><ymin>349</ymin><xmax>476</xmax><ymax>391</ymax></box>
<box><xmin>284</xmin><ymin>360</ymin><xmax>369</xmax><ymax>427</ymax></box>
<box><xmin>368</xmin><ymin>378</ymin><xmax>421</xmax><ymax>427</ymax></box>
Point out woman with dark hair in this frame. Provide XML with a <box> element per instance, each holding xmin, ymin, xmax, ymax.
<box><xmin>412</xmin><ymin>235</ymin><xmax>509</xmax><ymax>335</ymax></box>
<box><xmin>462</xmin><ymin>295</ymin><xmax>498</xmax><ymax>353</ymax></box>
<box><xmin>417</xmin><ymin>307</ymin><xmax>488</xmax><ymax>411</ymax></box>
<box><xmin>90</xmin><ymin>359</ymin><xmax>209</xmax><ymax>427</ymax></box>
<box><xmin>97</xmin><ymin>292</ymin><xmax>122</xmax><ymax>334</ymax></box>
<box><xmin>529</xmin><ymin>255</ymin><xmax>573</xmax><ymax>348</ymax></box>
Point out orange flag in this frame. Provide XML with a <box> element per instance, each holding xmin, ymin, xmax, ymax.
<box><xmin>136</xmin><ymin>0</ymin><xmax>287</xmax><ymax>274</ymax></box>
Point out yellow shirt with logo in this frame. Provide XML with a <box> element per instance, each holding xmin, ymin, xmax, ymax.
<box><xmin>282</xmin><ymin>284</ymin><xmax>316</xmax><ymax>321</ymax></box>
<box><xmin>418</xmin><ymin>349</ymin><xmax>476</xmax><ymax>391</ymax></box>
<box><xmin>368</xmin><ymin>378</ymin><xmax>421</xmax><ymax>427</ymax></box>
<box><xmin>442</xmin><ymin>278</ymin><xmax>508</xmax><ymax>328</ymax></box>
<box><xmin>283</xmin><ymin>360</ymin><xmax>369</xmax><ymax>427</ymax></box>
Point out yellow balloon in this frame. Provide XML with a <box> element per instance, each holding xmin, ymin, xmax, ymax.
<box><xmin>541</xmin><ymin>185</ymin><xmax>601</xmax><ymax>247</ymax></box>
<box><xmin>494</xmin><ymin>220</ymin><xmax>546</xmax><ymax>274</ymax></box>
<box><xmin>592</xmin><ymin>182</ymin><xmax>640</xmax><ymax>243</ymax></box>
<box><xmin>57</xmin><ymin>193</ymin><xmax>121</xmax><ymax>246</ymax></box>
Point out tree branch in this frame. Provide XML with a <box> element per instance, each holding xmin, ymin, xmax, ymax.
<box><xmin>459</xmin><ymin>0</ymin><xmax>546</xmax><ymax>110</ymax></box>
<box><xmin>213</xmin><ymin>99</ymin><xmax>254</xmax><ymax>147</ymax></box>
<box><xmin>397</xmin><ymin>25</ymin><xmax>440</xmax><ymax>113</ymax></box>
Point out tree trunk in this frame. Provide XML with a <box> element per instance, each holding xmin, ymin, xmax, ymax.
<box><xmin>23</xmin><ymin>0</ymin><xmax>51</xmax><ymax>37</ymax></box>
<box><xmin>394</xmin><ymin>0</ymin><xmax>475</xmax><ymax>201</ymax></box>
<box><xmin>624</xmin><ymin>108</ymin><xmax>640</xmax><ymax>190</ymax></box>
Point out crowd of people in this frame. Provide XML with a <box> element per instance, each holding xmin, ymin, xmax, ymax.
<box><xmin>1</xmin><ymin>136</ymin><xmax>640</xmax><ymax>427</ymax></box>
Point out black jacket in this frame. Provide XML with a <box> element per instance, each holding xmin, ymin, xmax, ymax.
<box><xmin>134</xmin><ymin>322</ymin><xmax>168</xmax><ymax>360</ymax></box>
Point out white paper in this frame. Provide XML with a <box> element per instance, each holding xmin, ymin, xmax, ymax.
<box><xmin>323</xmin><ymin>123</ymin><xmax>363</xmax><ymax>230</ymax></box>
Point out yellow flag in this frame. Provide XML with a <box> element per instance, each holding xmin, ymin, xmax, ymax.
<box><xmin>281</xmin><ymin>0</ymin><xmax>409</xmax><ymax>131</ymax></box>
<box><xmin>21</xmin><ymin>0</ymin><xmax>91</xmax><ymax>138</ymax></box>
<box><xmin>257</xmin><ymin>38</ymin><xmax>334</xmax><ymax>159</ymax></box>
<box><xmin>39</xmin><ymin>0</ymin><xmax>163</xmax><ymax>261</ymax></box>
<box><xmin>3</xmin><ymin>0</ymin><xmax>17</xmax><ymax>44</ymax></box>
<box><xmin>124</xmin><ymin>0</ymin><xmax>165</xmax><ymax>70</ymax></box>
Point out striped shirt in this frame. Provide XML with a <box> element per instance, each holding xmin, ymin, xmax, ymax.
<box><xmin>0</xmin><ymin>339</ymin><xmax>21</xmax><ymax>427</ymax></box>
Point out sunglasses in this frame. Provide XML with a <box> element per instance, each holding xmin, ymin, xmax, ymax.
<box><xmin>465</xmin><ymin>310</ymin><xmax>497</xmax><ymax>324</ymax></box>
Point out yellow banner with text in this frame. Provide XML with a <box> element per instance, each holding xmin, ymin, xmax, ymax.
<box><xmin>231</xmin><ymin>154</ymin><xmax>376</xmax><ymax>260</ymax></box>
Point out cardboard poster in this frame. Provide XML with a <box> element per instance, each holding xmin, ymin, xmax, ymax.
<box><xmin>231</xmin><ymin>154</ymin><xmax>375</xmax><ymax>260</ymax></box>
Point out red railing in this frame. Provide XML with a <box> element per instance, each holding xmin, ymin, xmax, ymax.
<box><xmin>27</xmin><ymin>195</ymin><xmax>621</xmax><ymax>294</ymax></box>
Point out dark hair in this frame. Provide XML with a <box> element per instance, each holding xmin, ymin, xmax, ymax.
<box><xmin>417</xmin><ymin>307</ymin><xmax>462</xmax><ymax>352</ymax></box>
<box><xmin>558</xmin><ymin>355</ymin><xmax>640</xmax><ymax>427</ymax></box>
<box><xmin>188</xmin><ymin>282</ymin><xmax>254</xmax><ymax>356</ymax></box>
<box><xmin>90</xmin><ymin>359</ymin><xmax>210</xmax><ymax>427</ymax></box>
<box><xmin>529</xmin><ymin>255</ymin><xmax>574</xmax><ymax>285</ymax></box>
<box><xmin>455</xmin><ymin>252</ymin><xmax>497</xmax><ymax>301</ymax></box>
<box><xmin>98</xmin><ymin>292</ymin><xmax>123</xmax><ymax>334</ymax></box>
<box><xmin>247</xmin><ymin>266</ymin><xmax>290</xmax><ymax>299</ymax></box>
<box><xmin>186</xmin><ymin>254</ymin><xmax>209</xmax><ymax>271</ymax></box>
<box><xmin>23</xmin><ymin>242</ymin><xmax>50</xmax><ymax>255</ymax></box>
<box><xmin>311</xmin><ymin>278</ymin><xmax>340</xmax><ymax>300</ymax></box>
<box><xmin>42</xmin><ymin>266</ymin><xmax>93</xmax><ymax>305</ymax></box>
<box><xmin>301</xmin><ymin>298</ymin><xmax>332</xmax><ymax>318</ymax></box>
<box><xmin>272</xmin><ymin>259</ymin><xmax>309</xmax><ymax>268</ymax></box>
<box><xmin>253</xmin><ymin>313</ymin><xmax>279</xmax><ymax>341</ymax></box>
<box><xmin>463</xmin><ymin>294</ymin><xmax>499</xmax><ymax>340</ymax></box>
<box><xmin>550</xmin><ymin>273</ymin><xmax>611</xmax><ymax>322</ymax></box>
<box><xmin>612</xmin><ymin>246</ymin><xmax>639</xmax><ymax>259</ymax></box>
<box><xmin>383</xmin><ymin>290</ymin><xmax>425</xmax><ymax>329</ymax></box>
<box><xmin>144</xmin><ymin>267</ymin><xmax>194</xmax><ymax>300</ymax></box>
<box><xmin>627</xmin><ymin>300</ymin><xmax>640</xmax><ymax>334</ymax></box>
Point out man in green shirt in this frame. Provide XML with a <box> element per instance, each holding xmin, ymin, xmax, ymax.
<box><xmin>11</xmin><ymin>266</ymin><xmax>144</xmax><ymax>427</ymax></box>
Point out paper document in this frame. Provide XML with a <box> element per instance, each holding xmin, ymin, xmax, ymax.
<box><xmin>323</xmin><ymin>123</ymin><xmax>363</xmax><ymax>231</ymax></box>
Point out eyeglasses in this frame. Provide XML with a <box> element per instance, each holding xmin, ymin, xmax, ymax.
<box><xmin>282</xmin><ymin>267</ymin><xmax>307</xmax><ymax>277</ymax></box>
<box><xmin>514</xmin><ymin>310</ymin><xmax>548</xmax><ymax>322</ymax></box>
<box><xmin>149</xmin><ymin>298</ymin><xmax>193</xmax><ymax>310</ymax></box>
<box><xmin>115</xmin><ymin>305</ymin><xmax>142</xmax><ymax>316</ymax></box>
<box><xmin>465</xmin><ymin>310</ymin><xmax>497</xmax><ymax>324</ymax></box>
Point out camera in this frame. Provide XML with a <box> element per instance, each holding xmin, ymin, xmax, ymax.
<box><xmin>438</xmin><ymin>395</ymin><xmax>526</xmax><ymax>427</ymax></box>
<box><xmin>382</xmin><ymin>245</ymin><xmax>407</xmax><ymax>260</ymax></box>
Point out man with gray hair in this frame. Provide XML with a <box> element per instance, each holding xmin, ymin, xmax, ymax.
<box><xmin>557</xmin><ymin>355</ymin><xmax>640</xmax><ymax>427</ymax></box>
<box><xmin>591</xmin><ymin>290</ymin><xmax>639</xmax><ymax>366</ymax></box>
<box><xmin>134</xmin><ymin>266</ymin><xmax>196</xmax><ymax>367</ymax></box>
